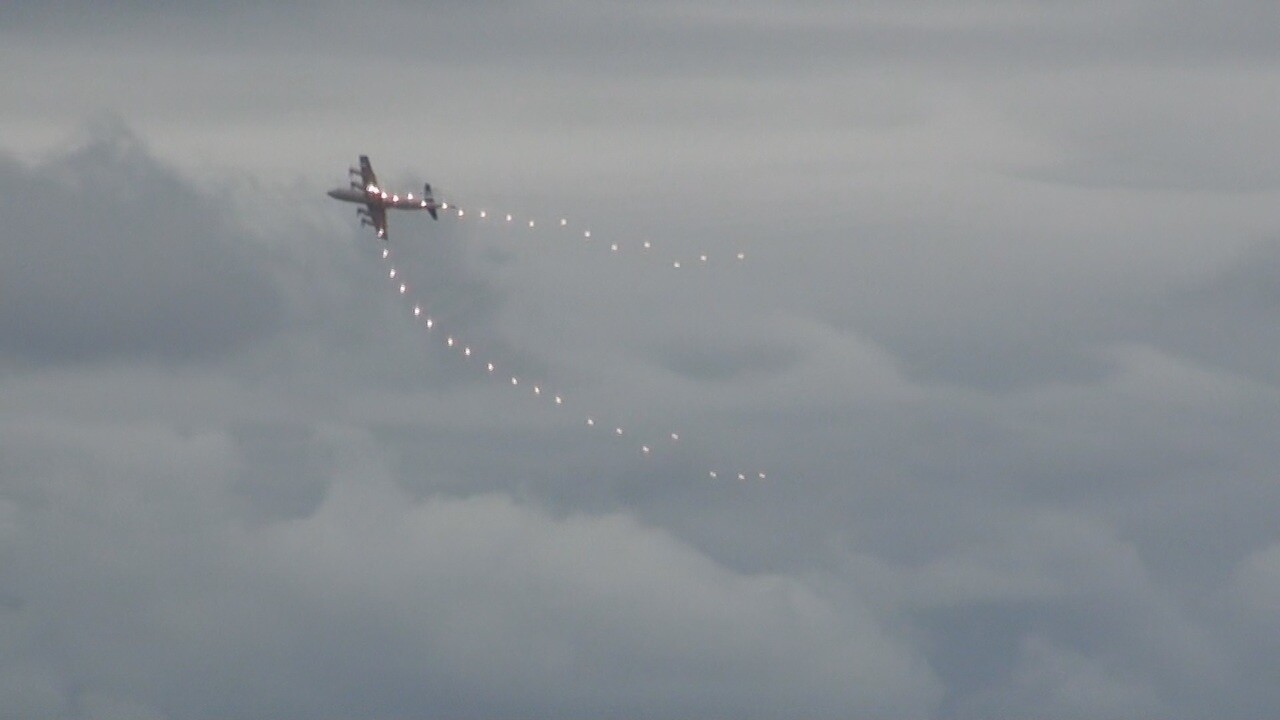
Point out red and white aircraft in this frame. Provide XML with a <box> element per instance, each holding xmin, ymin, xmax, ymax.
<box><xmin>328</xmin><ymin>155</ymin><xmax>439</xmax><ymax>240</ymax></box>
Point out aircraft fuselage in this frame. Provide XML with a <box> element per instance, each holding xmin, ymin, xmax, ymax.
<box><xmin>327</xmin><ymin>187</ymin><xmax>370</xmax><ymax>204</ymax></box>
<box><xmin>327</xmin><ymin>186</ymin><xmax>438</xmax><ymax>211</ymax></box>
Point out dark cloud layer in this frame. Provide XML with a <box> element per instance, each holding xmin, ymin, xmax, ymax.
<box><xmin>0</xmin><ymin>122</ymin><xmax>279</xmax><ymax>365</ymax></box>
<box><xmin>1</xmin><ymin>3</ymin><xmax>1279</xmax><ymax>719</ymax></box>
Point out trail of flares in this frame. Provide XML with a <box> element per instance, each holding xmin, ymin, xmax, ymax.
<box><xmin>434</xmin><ymin>199</ymin><xmax>747</xmax><ymax>271</ymax></box>
<box><xmin>377</xmin><ymin>246</ymin><xmax>765</xmax><ymax>482</ymax></box>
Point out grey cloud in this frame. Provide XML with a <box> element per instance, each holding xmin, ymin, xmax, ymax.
<box><xmin>229</xmin><ymin>421</ymin><xmax>332</xmax><ymax>523</ymax></box>
<box><xmin>953</xmin><ymin>634</ymin><xmax>1167</xmax><ymax>719</ymax></box>
<box><xmin>1143</xmin><ymin>237</ymin><xmax>1280</xmax><ymax>385</ymax></box>
<box><xmin>653</xmin><ymin>335</ymin><xmax>800</xmax><ymax>383</ymax></box>
<box><xmin>0</xmin><ymin>418</ymin><xmax>940</xmax><ymax>719</ymax></box>
<box><xmin>2</xmin><ymin>2</ymin><xmax>1280</xmax><ymax>717</ymax></box>
<box><xmin>999</xmin><ymin>68</ymin><xmax>1280</xmax><ymax>193</ymax></box>
<box><xmin>1235</xmin><ymin>544</ymin><xmax>1280</xmax><ymax>628</ymax></box>
<box><xmin>0</xmin><ymin>123</ymin><xmax>280</xmax><ymax>365</ymax></box>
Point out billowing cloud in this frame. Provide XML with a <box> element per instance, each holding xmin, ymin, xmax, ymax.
<box><xmin>0</xmin><ymin>121</ymin><xmax>280</xmax><ymax>364</ymax></box>
<box><xmin>0</xmin><ymin>418</ymin><xmax>939</xmax><ymax>718</ymax></box>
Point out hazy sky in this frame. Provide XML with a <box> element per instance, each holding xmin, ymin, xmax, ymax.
<box><xmin>2</xmin><ymin>2</ymin><xmax>1279</xmax><ymax>718</ymax></box>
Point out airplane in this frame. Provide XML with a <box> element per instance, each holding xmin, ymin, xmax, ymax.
<box><xmin>328</xmin><ymin>155</ymin><xmax>439</xmax><ymax>240</ymax></box>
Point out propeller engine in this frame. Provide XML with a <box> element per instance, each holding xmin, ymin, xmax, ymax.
<box><xmin>348</xmin><ymin>166</ymin><xmax>361</xmax><ymax>178</ymax></box>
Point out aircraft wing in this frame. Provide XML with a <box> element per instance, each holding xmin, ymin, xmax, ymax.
<box><xmin>368</xmin><ymin>201</ymin><xmax>388</xmax><ymax>240</ymax></box>
<box><xmin>359</xmin><ymin>155</ymin><xmax>379</xmax><ymax>191</ymax></box>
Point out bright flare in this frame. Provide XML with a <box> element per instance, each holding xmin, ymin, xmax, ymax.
<box><xmin>368</xmin><ymin>216</ymin><xmax>754</xmax><ymax>479</ymax></box>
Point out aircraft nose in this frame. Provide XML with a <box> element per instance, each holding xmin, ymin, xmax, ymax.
<box><xmin>327</xmin><ymin>188</ymin><xmax>341</xmax><ymax>199</ymax></box>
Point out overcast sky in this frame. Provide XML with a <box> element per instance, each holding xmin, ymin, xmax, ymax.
<box><xmin>2</xmin><ymin>2</ymin><xmax>1279</xmax><ymax>718</ymax></box>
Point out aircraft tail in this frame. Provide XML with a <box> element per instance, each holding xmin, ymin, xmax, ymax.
<box><xmin>423</xmin><ymin>183</ymin><xmax>438</xmax><ymax>220</ymax></box>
